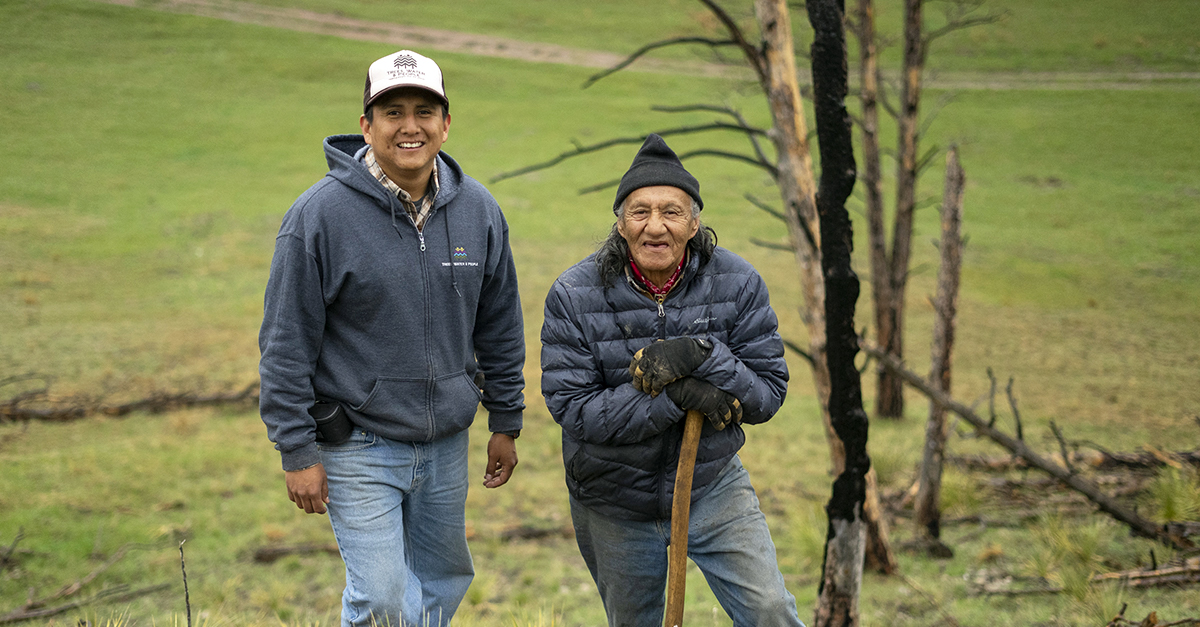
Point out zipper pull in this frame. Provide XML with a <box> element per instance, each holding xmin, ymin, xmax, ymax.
<box><xmin>656</xmin><ymin>295</ymin><xmax>665</xmax><ymax>318</ymax></box>
<box><xmin>419</xmin><ymin>233</ymin><xmax>426</xmax><ymax>252</ymax></box>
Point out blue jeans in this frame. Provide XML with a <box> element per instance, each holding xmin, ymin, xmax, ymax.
<box><xmin>570</xmin><ymin>456</ymin><xmax>804</xmax><ymax>627</ymax></box>
<box><xmin>319</xmin><ymin>429</ymin><xmax>473</xmax><ymax>627</ymax></box>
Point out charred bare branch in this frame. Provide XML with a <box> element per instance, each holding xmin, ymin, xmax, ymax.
<box><xmin>179</xmin><ymin>541</ymin><xmax>192</xmax><ymax>627</ymax></box>
<box><xmin>918</xmin><ymin>92</ymin><xmax>959</xmax><ymax>140</ymax></box>
<box><xmin>490</xmin><ymin>122</ymin><xmax>770</xmax><ymax>183</ymax></box>
<box><xmin>1006</xmin><ymin>377</ymin><xmax>1023</xmax><ymax>442</ymax></box>
<box><xmin>582</xmin><ymin>37</ymin><xmax>739</xmax><ymax>89</ymax></box>
<box><xmin>1049</xmin><ymin>420</ymin><xmax>1075</xmax><ymax>475</ymax></box>
<box><xmin>783</xmin><ymin>337</ymin><xmax>816</xmax><ymax>367</ymax></box>
<box><xmin>654</xmin><ymin>104</ymin><xmax>775</xmax><ymax>169</ymax></box>
<box><xmin>577</xmin><ymin>178</ymin><xmax>623</xmax><ymax>195</ymax></box>
<box><xmin>700</xmin><ymin>0</ymin><xmax>767</xmax><ymax>83</ymax></box>
<box><xmin>574</xmin><ymin>146</ymin><xmax>777</xmax><ymax>196</ymax></box>
<box><xmin>745</xmin><ymin>192</ymin><xmax>789</xmax><ymax>223</ymax></box>
<box><xmin>924</xmin><ymin>1</ymin><xmax>1006</xmax><ymax>45</ymax></box>
<box><xmin>750</xmin><ymin>237</ymin><xmax>796</xmax><ymax>252</ymax></box>
<box><xmin>679</xmin><ymin>148</ymin><xmax>779</xmax><ymax>176</ymax></box>
<box><xmin>986</xmin><ymin>367</ymin><xmax>998</xmax><ymax>428</ymax></box>
<box><xmin>915</xmin><ymin>144</ymin><xmax>944</xmax><ymax>176</ymax></box>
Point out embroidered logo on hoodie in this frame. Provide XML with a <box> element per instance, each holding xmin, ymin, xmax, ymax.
<box><xmin>443</xmin><ymin>246</ymin><xmax>479</xmax><ymax>268</ymax></box>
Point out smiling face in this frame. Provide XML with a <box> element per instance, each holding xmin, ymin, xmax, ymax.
<box><xmin>617</xmin><ymin>185</ymin><xmax>700</xmax><ymax>287</ymax></box>
<box><xmin>359</xmin><ymin>87</ymin><xmax>450</xmax><ymax>197</ymax></box>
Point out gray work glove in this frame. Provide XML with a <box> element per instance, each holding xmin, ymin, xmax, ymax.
<box><xmin>629</xmin><ymin>337</ymin><xmax>713</xmax><ymax>397</ymax></box>
<box><xmin>664</xmin><ymin>377</ymin><xmax>742</xmax><ymax>430</ymax></box>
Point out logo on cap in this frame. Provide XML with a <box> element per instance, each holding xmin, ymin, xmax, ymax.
<box><xmin>394</xmin><ymin>55</ymin><xmax>419</xmax><ymax>70</ymax></box>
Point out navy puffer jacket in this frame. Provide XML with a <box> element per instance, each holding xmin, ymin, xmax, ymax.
<box><xmin>541</xmin><ymin>246</ymin><xmax>788</xmax><ymax>521</ymax></box>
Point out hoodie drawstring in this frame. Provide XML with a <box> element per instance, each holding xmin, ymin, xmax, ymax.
<box><xmin>389</xmin><ymin>204</ymin><xmax>404</xmax><ymax>239</ymax></box>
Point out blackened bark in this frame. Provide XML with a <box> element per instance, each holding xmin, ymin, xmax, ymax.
<box><xmin>808</xmin><ymin>0</ymin><xmax>869</xmax><ymax>625</ymax></box>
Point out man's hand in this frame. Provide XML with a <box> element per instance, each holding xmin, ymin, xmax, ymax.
<box><xmin>285</xmin><ymin>463</ymin><xmax>329</xmax><ymax>514</ymax></box>
<box><xmin>664</xmin><ymin>377</ymin><xmax>742</xmax><ymax>430</ymax></box>
<box><xmin>483</xmin><ymin>433</ymin><xmax>518</xmax><ymax>489</ymax></box>
<box><xmin>629</xmin><ymin>337</ymin><xmax>713</xmax><ymax>397</ymax></box>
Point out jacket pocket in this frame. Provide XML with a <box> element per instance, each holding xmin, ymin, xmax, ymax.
<box><xmin>353</xmin><ymin>377</ymin><xmax>427</xmax><ymax>419</ymax></box>
<box><xmin>353</xmin><ymin>372</ymin><xmax>482</xmax><ymax>429</ymax></box>
<box><xmin>432</xmin><ymin>371</ymin><xmax>484</xmax><ymax>422</ymax></box>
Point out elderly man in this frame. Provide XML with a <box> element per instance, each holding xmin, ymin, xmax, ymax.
<box><xmin>541</xmin><ymin>134</ymin><xmax>803</xmax><ymax>626</ymax></box>
<box><xmin>259</xmin><ymin>50</ymin><xmax>524</xmax><ymax>627</ymax></box>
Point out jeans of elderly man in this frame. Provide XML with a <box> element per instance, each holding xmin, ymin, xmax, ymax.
<box><xmin>319</xmin><ymin>428</ymin><xmax>473</xmax><ymax>627</ymax></box>
<box><xmin>570</xmin><ymin>455</ymin><xmax>805</xmax><ymax>627</ymax></box>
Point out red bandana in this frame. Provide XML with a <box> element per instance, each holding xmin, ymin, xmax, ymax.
<box><xmin>629</xmin><ymin>252</ymin><xmax>687</xmax><ymax>297</ymax></box>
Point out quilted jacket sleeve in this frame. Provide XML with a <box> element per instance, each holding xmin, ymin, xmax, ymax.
<box><xmin>541</xmin><ymin>280</ymin><xmax>686</xmax><ymax>445</ymax></box>
<box><xmin>689</xmin><ymin>270</ymin><xmax>789</xmax><ymax>425</ymax></box>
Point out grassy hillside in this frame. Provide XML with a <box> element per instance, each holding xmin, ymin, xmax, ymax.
<box><xmin>1</xmin><ymin>1</ymin><xmax>1197</xmax><ymax>625</ymax></box>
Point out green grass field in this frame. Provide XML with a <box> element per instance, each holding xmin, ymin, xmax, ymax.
<box><xmin>1</xmin><ymin>1</ymin><xmax>1198</xmax><ymax>625</ymax></box>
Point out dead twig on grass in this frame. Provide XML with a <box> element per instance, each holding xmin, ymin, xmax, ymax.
<box><xmin>0</xmin><ymin>530</ymin><xmax>23</xmax><ymax>574</ymax></box>
<box><xmin>32</xmin><ymin>543</ymin><xmax>156</xmax><ymax>611</ymax></box>
<box><xmin>0</xmin><ymin>540</ymin><xmax>162</xmax><ymax>624</ymax></box>
<box><xmin>179</xmin><ymin>541</ymin><xmax>191</xmax><ymax>627</ymax></box>
<box><xmin>1105</xmin><ymin>602</ymin><xmax>1199</xmax><ymax>627</ymax></box>
<box><xmin>896</xmin><ymin>572</ymin><xmax>961</xmax><ymax>626</ymax></box>
<box><xmin>0</xmin><ymin>584</ymin><xmax>169</xmax><ymax>625</ymax></box>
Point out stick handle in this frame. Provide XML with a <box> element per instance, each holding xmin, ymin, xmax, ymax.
<box><xmin>664</xmin><ymin>410</ymin><xmax>705</xmax><ymax>627</ymax></box>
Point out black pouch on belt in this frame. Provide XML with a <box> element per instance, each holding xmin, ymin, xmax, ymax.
<box><xmin>309</xmin><ymin>400</ymin><xmax>353</xmax><ymax>444</ymax></box>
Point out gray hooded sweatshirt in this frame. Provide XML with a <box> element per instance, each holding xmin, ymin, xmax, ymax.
<box><xmin>259</xmin><ymin>134</ymin><xmax>525</xmax><ymax>471</ymax></box>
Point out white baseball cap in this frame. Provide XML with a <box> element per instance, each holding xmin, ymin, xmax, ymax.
<box><xmin>363</xmin><ymin>50</ymin><xmax>448</xmax><ymax>112</ymax></box>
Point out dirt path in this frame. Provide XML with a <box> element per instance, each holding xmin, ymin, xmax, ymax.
<box><xmin>96</xmin><ymin>0</ymin><xmax>1200</xmax><ymax>91</ymax></box>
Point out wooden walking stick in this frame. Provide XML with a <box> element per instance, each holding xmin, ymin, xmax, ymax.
<box><xmin>664</xmin><ymin>409</ymin><xmax>705</xmax><ymax>627</ymax></box>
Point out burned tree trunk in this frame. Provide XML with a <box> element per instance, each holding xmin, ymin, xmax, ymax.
<box><xmin>913</xmin><ymin>146</ymin><xmax>965</xmax><ymax>553</ymax></box>
<box><xmin>806</xmin><ymin>0</ymin><xmax>869</xmax><ymax>624</ymax></box>
<box><xmin>754</xmin><ymin>0</ymin><xmax>896</xmax><ymax>580</ymax></box>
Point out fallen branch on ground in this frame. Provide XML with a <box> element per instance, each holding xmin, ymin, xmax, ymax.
<box><xmin>1092</xmin><ymin>555</ymin><xmax>1200</xmax><ymax>587</ymax></box>
<box><xmin>949</xmin><ymin>448</ymin><xmax>1200</xmax><ymax>471</ymax></box>
<box><xmin>861</xmin><ymin>340</ymin><xmax>1195</xmax><ymax>551</ymax></box>
<box><xmin>969</xmin><ymin>557</ymin><xmax>1200</xmax><ymax>598</ymax></box>
<box><xmin>1</xmin><ymin>382</ymin><xmax>259</xmax><ymax>424</ymax></box>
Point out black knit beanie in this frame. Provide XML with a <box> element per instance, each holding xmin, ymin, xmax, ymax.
<box><xmin>612</xmin><ymin>134</ymin><xmax>703</xmax><ymax>214</ymax></box>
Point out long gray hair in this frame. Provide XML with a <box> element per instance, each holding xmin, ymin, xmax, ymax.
<box><xmin>596</xmin><ymin>199</ymin><xmax>717</xmax><ymax>286</ymax></box>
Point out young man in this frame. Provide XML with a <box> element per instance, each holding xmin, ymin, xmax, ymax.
<box><xmin>541</xmin><ymin>135</ymin><xmax>804</xmax><ymax>626</ymax></box>
<box><xmin>259</xmin><ymin>50</ymin><xmax>525</xmax><ymax>627</ymax></box>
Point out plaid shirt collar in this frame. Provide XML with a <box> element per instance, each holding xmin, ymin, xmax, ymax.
<box><xmin>364</xmin><ymin>146</ymin><xmax>439</xmax><ymax>231</ymax></box>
